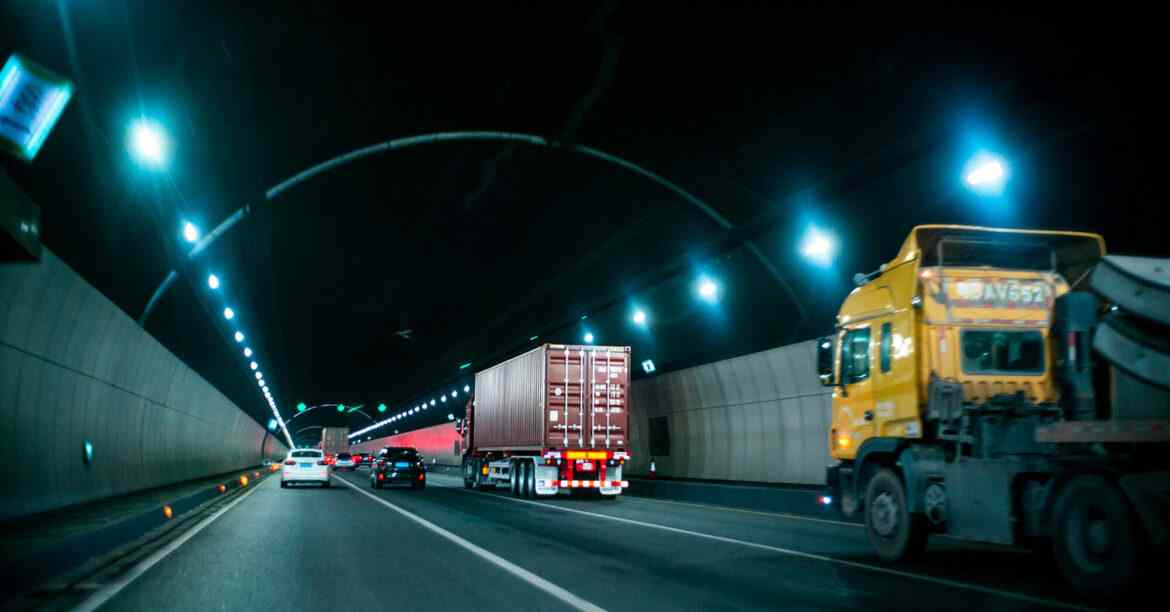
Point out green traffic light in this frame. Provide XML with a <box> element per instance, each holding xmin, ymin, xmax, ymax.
<box><xmin>377</xmin><ymin>404</ymin><xmax>386</xmax><ymax>413</ymax></box>
<box><xmin>337</xmin><ymin>404</ymin><xmax>345</xmax><ymax>412</ymax></box>
<box><xmin>296</xmin><ymin>403</ymin><xmax>306</xmax><ymax>412</ymax></box>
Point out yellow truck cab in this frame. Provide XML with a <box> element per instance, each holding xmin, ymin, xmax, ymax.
<box><xmin>818</xmin><ymin>224</ymin><xmax>1170</xmax><ymax>594</ymax></box>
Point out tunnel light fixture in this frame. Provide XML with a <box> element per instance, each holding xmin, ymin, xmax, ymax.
<box><xmin>208</xmin><ymin>274</ymin><xmax>220</xmax><ymax>290</ymax></box>
<box><xmin>632</xmin><ymin>309</ymin><xmax>647</xmax><ymax>326</ymax></box>
<box><xmin>430</xmin><ymin>399</ymin><xmax>436</xmax><ymax>406</ymax></box>
<box><xmin>464</xmin><ymin>385</ymin><xmax>470</xmax><ymax>393</ymax></box>
<box><xmin>584</xmin><ymin>331</ymin><xmax>594</xmax><ymax>343</ymax></box>
<box><xmin>641</xmin><ymin>359</ymin><xmax>656</xmax><ymax>373</ymax></box>
<box><xmin>234</xmin><ymin>331</ymin><xmax>244</xmax><ymax>342</ymax></box>
<box><xmin>182</xmin><ymin>221</ymin><xmax>200</xmax><ymax>243</ymax></box>
<box><xmin>696</xmin><ymin>276</ymin><xmax>720</xmax><ymax>303</ymax></box>
<box><xmin>127</xmin><ymin>118</ymin><xmax>170</xmax><ymax>168</ymax></box>
<box><xmin>250</xmin><ymin>361</ymin><xmax>258</xmax><ymax>370</ymax></box>
<box><xmin>244</xmin><ymin>347</ymin><xmax>253</xmax><ymax>357</ymax></box>
<box><xmin>255</xmin><ymin>371</ymin><xmax>262</xmax><ymax>380</ymax></box>
<box><xmin>441</xmin><ymin>395</ymin><xmax>447</xmax><ymax>403</ymax></box>
<box><xmin>447</xmin><ymin>413</ymin><xmax>455</xmax><ymax>421</ymax></box>
<box><xmin>224</xmin><ymin>308</ymin><xmax>235</xmax><ymax>320</ymax></box>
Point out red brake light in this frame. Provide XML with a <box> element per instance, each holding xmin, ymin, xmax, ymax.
<box><xmin>284</xmin><ymin>459</ymin><xmax>296</xmax><ymax>465</ymax></box>
<box><xmin>418</xmin><ymin>472</ymin><xmax>424</xmax><ymax>481</ymax></box>
<box><xmin>377</xmin><ymin>473</ymin><xmax>385</xmax><ymax>481</ymax></box>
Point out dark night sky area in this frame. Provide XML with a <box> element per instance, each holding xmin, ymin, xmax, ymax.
<box><xmin>3</xmin><ymin>2</ymin><xmax>1164</xmax><ymax>442</ymax></box>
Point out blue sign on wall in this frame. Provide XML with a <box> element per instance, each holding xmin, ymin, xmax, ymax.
<box><xmin>0</xmin><ymin>54</ymin><xmax>73</xmax><ymax>162</ymax></box>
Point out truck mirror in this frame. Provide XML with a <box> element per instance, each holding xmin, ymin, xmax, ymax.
<box><xmin>816</xmin><ymin>336</ymin><xmax>836</xmax><ymax>386</ymax></box>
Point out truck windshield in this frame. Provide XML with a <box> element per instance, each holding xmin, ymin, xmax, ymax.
<box><xmin>961</xmin><ymin>330</ymin><xmax>1045</xmax><ymax>374</ymax></box>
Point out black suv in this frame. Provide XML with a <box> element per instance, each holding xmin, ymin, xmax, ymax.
<box><xmin>370</xmin><ymin>447</ymin><xmax>426</xmax><ymax>490</ymax></box>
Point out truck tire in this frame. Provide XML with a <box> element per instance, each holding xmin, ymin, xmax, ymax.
<box><xmin>1051</xmin><ymin>475</ymin><xmax>1141</xmax><ymax>595</ymax></box>
<box><xmin>510</xmin><ymin>460</ymin><xmax>520</xmax><ymax>496</ymax></box>
<box><xmin>516</xmin><ymin>461</ymin><xmax>528</xmax><ymax>497</ymax></box>
<box><xmin>525</xmin><ymin>461</ymin><xmax>537</xmax><ymax>498</ymax></box>
<box><xmin>865</xmin><ymin>468</ymin><xmax>928</xmax><ymax>562</ymax></box>
<box><xmin>462</xmin><ymin>458</ymin><xmax>474</xmax><ymax>489</ymax></box>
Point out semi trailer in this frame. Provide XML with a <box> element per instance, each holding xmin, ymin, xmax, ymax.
<box><xmin>460</xmin><ymin>344</ymin><xmax>632</xmax><ymax>498</ymax></box>
<box><xmin>820</xmin><ymin>224</ymin><xmax>1170</xmax><ymax>593</ymax></box>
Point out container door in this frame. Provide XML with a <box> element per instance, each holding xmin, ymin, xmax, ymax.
<box><xmin>547</xmin><ymin>347</ymin><xmax>587</xmax><ymax>448</ymax></box>
<box><xmin>590</xmin><ymin>349</ymin><xmax>629</xmax><ymax>449</ymax></box>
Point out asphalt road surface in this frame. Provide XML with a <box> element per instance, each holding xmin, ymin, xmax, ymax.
<box><xmin>78</xmin><ymin>470</ymin><xmax>1110</xmax><ymax>612</ymax></box>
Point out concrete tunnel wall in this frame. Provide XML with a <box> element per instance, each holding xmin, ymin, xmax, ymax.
<box><xmin>626</xmin><ymin>340</ymin><xmax>832</xmax><ymax>486</ymax></box>
<box><xmin>350</xmin><ymin>340</ymin><xmax>831</xmax><ymax>487</ymax></box>
<box><xmin>0</xmin><ymin>249</ymin><xmax>286</xmax><ymax>520</ymax></box>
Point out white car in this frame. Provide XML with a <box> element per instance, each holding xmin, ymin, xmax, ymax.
<box><xmin>281</xmin><ymin>449</ymin><xmax>332</xmax><ymax>488</ymax></box>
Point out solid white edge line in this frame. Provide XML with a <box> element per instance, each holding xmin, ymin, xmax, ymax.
<box><xmin>334</xmin><ymin>475</ymin><xmax>605</xmax><ymax>612</ymax></box>
<box><xmin>454</xmin><ymin>482</ymin><xmax>1097</xmax><ymax>612</ymax></box>
<box><xmin>72</xmin><ymin>477</ymin><xmax>267</xmax><ymax>612</ymax></box>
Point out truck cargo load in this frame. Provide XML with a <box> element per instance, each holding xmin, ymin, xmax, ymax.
<box><xmin>461</xmin><ymin>344</ymin><xmax>632</xmax><ymax>498</ymax></box>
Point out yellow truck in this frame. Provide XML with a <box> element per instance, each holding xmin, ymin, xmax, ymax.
<box><xmin>819</xmin><ymin>224</ymin><xmax>1170</xmax><ymax>593</ymax></box>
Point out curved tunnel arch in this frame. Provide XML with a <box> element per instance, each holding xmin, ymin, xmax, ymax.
<box><xmin>140</xmin><ymin>131</ymin><xmax>805</xmax><ymax>324</ymax></box>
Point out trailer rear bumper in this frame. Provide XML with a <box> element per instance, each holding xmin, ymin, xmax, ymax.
<box><xmin>541</xmin><ymin>479</ymin><xmax>629</xmax><ymax>494</ymax></box>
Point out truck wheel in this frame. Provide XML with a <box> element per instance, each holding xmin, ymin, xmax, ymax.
<box><xmin>510</xmin><ymin>460</ymin><xmax>520</xmax><ymax>496</ymax></box>
<box><xmin>462</xmin><ymin>459</ymin><xmax>474</xmax><ymax>489</ymax></box>
<box><xmin>865</xmin><ymin>468</ymin><xmax>928</xmax><ymax>562</ymax></box>
<box><xmin>1051</xmin><ymin>475</ymin><xmax>1141</xmax><ymax>594</ymax></box>
<box><xmin>524</xmin><ymin>461</ymin><xmax>537</xmax><ymax>498</ymax></box>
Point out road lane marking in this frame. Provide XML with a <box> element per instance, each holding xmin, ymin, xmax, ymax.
<box><xmin>334</xmin><ymin>475</ymin><xmax>605</xmax><ymax>612</ymax></box>
<box><xmin>464</xmin><ymin>489</ymin><xmax>1096</xmax><ymax>612</ymax></box>
<box><xmin>72</xmin><ymin>477</ymin><xmax>266</xmax><ymax>612</ymax></box>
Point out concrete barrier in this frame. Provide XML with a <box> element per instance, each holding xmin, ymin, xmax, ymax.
<box><xmin>0</xmin><ymin>250</ymin><xmax>285</xmax><ymax>520</ymax></box>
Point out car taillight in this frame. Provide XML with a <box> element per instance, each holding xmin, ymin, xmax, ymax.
<box><xmin>284</xmin><ymin>460</ymin><xmax>296</xmax><ymax>465</ymax></box>
<box><xmin>417</xmin><ymin>472</ymin><xmax>424</xmax><ymax>481</ymax></box>
<box><xmin>378</xmin><ymin>473</ymin><xmax>385</xmax><ymax>481</ymax></box>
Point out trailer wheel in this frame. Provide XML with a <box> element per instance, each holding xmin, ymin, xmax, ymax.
<box><xmin>524</xmin><ymin>461</ymin><xmax>537</xmax><ymax>498</ymax></box>
<box><xmin>462</xmin><ymin>458</ymin><xmax>477</xmax><ymax>489</ymax></box>
<box><xmin>517</xmin><ymin>461</ymin><xmax>528</xmax><ymax>497</ymax></box>
<box><xmin>1051</xmin><ymin>475</ymin><xmax>1141</xmax><ymax>594</ymax></box>
<box><xmin>509</xmin><ymin>460</ymin><xmax>520</xmax><ymax>496</ymax></box>
<box><xmin>865</xmin><ymin>468</ymin><xmax>928</xmax><ymax>562</ymax></box>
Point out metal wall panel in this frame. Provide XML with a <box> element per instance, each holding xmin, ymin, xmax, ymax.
<box><xmin>628</xmin><ymin>340</ymin><xmax>832</xmax><ymax>486</ymax></box>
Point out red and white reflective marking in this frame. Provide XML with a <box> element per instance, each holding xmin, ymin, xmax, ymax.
<box><xmin>548</xmin><ymin>480</ymin><xmax>628</xmax><ymax>489</ymax></box>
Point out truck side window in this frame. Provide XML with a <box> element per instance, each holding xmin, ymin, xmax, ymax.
<box><xmin>842</xmin><ymin>327</ymin><xmax>870</xmax><ymax>384</ymax></box>
<box><xmin>880</xmin><ymin>323</ymin><xmax>892</xmax><ymax>373</ymax></box>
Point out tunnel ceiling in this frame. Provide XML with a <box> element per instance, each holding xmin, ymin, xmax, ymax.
<box><xmin>2</xmin><ymin>4</ymin><xmax>1162</xmax><ymax>437</ymax></box>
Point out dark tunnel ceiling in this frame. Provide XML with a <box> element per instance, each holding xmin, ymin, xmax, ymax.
<box><xmin>2</xmin><ymin>3</ymin><xmax>1164</xmax><ymax>438</ymax></box>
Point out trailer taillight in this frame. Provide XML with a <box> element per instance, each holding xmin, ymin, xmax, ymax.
<box><xmin>481</xmin><ymin>465</ymin><xmax>489</xmax><ymax>476</ymax></box>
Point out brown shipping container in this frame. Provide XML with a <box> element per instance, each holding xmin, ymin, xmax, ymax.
<box><xmin>472</xmin><ymin>344</ymin><xmax>631</xmax><ymax>452</ymax></box>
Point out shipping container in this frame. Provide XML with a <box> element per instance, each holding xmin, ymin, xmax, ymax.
<box><xmin>461</xmin><ymin>344</ymin><xmax>632</xmax><ymax>498</ymax></box>
<box><xmin>320</xmin><ymin>427</ymin><xmax>350</xmax><ymax>457</ymax></box>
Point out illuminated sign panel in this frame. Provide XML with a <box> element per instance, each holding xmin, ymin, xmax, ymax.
<box><xmin>0</xmin><ymin>54</ymin><xmax>73</xmax><ymax>162</ymax></box>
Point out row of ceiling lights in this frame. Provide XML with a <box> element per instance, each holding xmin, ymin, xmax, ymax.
<box><xmin>348</xmin><ymin>384</ymin><xmax>471</xmax><ymax>440</ymax></box>
<box><xmin>185</xmin><ymin>221</ymin><xmax>292</xmax><ymax>447</ymax></box>
<box><xmin>129</xmin><ymin>118</ymin><xmax>293</xmax><ymax>447</ymax></box>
